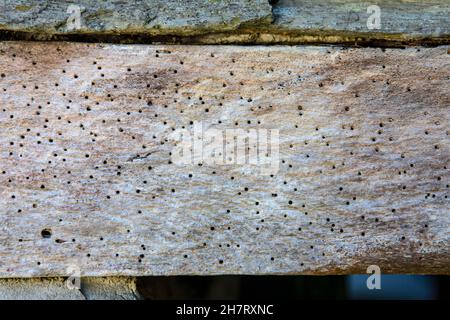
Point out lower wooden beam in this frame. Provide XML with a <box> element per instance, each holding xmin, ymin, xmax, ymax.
<box><xmin>0</xmin><ymin>42</ymin><xmax>448</xmax><ymax>276</ymax></box>
<box><xmin>0</xmin><ymin>277</ymin><xmax>140</xmax><ymax>300</ymax></box>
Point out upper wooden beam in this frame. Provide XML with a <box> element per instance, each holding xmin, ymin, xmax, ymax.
<box><xmin>0</xmin><ymin>42</ymin><xmax>449</xmax><ymax>277</ymax></box>
<box><xmin>0</xmin><ymin>1</ymin><xmax>448</xmax><ymax>45</ymax></box>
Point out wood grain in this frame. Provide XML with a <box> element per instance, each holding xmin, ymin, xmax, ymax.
<box><xmin>272</xmin><ymin>0</ymin><xmax>450</xmax><ymax>36</ymax></box>
<box><xmin>0</xmin><ymin>0</ymin><xmax>272</xmax><ymax>35</ymax></box>
<box><xmin>0</xmin><ymin>42</ymin><xmax>449</xmax><ymax>277</ymax></box>
<box><xmin>0</xmin><ymin>1</ymin><xmax>448</xmax><ymax>45</ymax></box>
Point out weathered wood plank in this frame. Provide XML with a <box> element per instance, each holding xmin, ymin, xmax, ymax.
<box><xmin>0</xmin><ymin>0</ymin><xmax>272</xmax><ymax>35</ymax></box>
<box><xmin>0</xmin><ymin>277</ymin><xmax>139</xmax><ymax>299</ymax></box>
<box><xmin>0</xmin><ymin>42</ymin><xmax>449</xmax><ymax>277</ymax></box>
<box><xmin>0</xmin><ymin>1</ymin><xmax>448</xmax><ymax>45</ymax></box>
<box><xmin>271</xmin><ymin>0</ymin><xmax>450</xmax><ymax>36</ymax></box>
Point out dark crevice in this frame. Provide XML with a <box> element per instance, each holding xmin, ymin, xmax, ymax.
<box><xmin>0</xmin><ymin>29</ymin><xmax>448</xmax><ymax>47</ymax></box>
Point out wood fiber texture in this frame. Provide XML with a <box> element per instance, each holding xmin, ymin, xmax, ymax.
<box><xmin>0</xmin><ymin>0</ymin><xmax>272</xmax><ymax>35</ymax></box>
<box><xmin>0</xmin><ymin>42</ymin><xmax>449</xmax><ymax>277</ymax></box>
<box><xmin>272</xmin><ymin>0</ymin><xmax>450</xmax><ymax>35</ymax></box>
<box><xmin>0</xmin><ymin>1</ymin><xmax>448</xmax><ymax>45</ymax></box>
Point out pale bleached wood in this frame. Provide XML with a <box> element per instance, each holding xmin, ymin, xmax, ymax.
<box><xmin>0</xmin><ymin>42</ymin><xmax>449</xmax><ymax>277</ymax></box>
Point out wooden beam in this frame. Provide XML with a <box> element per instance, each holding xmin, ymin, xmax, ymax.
<box><xmin>0</xmin><ymin>1</ymin><xmax>448</xmax><ymax>45</ymax></box>
<box><xmin>0</xmin><ymin>42</ymin><xmax>449</xmax><ymax>276</ymax></box>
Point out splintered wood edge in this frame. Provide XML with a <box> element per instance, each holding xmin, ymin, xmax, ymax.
<box><xmin>0</xmin><ymin>42</ymin><xmax>449</xmax><ymax>277</ymax></box>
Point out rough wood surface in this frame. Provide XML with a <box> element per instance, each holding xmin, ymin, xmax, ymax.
<box><xmin>0</xmin><ymin>42</ymin><xmax>449</xmax><ymax>277</ymax></box>
<box><xmin>0</xmin><ymin>0</ymin><xmax>272</xmax><ymax>35</ymax></box>
<box><xmin>0</xmin><ymin>1</ymin><xmax>448</xmax><ymax>45</ymax></box>
<box><xmin>271</xmin><ymin>0</ymin><xmax>450</xmax><ymax>35</ymax></box>
<box><xmin>0</xmin><ymin>277</ymin><xmax>139</xmax><ymax>299</ymax></box>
